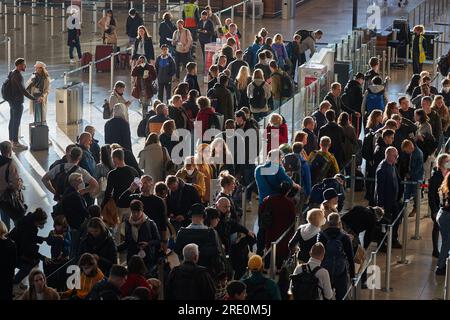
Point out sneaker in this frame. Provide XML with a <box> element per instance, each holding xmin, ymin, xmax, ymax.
<box><xmin>436</xmin><ymin>267</ymin><xmax>446</xmax><ymax>276</ymax></box>
<box><xmin>12</xmin><ymin>142</ymin><xmax>28</xmax><ymax>151</ymax></box>
<box><xmin>70</xmin><ymin>59</ymin><xmax>75</xmax><ymax>64</ymax></box>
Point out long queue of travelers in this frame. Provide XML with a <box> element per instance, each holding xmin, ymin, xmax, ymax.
<box><xmin>2</xmin><ymin>0</ymin><xmax>450</xmax><ymax>301</ymax></box>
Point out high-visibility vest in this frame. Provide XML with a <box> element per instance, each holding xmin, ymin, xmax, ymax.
<box><xmin>183</xmin><ymin>3</ymin><xmax>198</xmax><ymax>28</ymax></box>
<box><xmin>411</xmin><ymin>34</ymin><xmax>427</xmax><ymax>63</ymax></box>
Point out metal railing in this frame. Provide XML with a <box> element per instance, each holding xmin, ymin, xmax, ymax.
<box><xmin>343</xmin><ymin>200</ymin><xmax>410</xmax><ymax>300</ymax></box>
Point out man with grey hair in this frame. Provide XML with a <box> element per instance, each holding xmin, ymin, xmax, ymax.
<box><xmin>0</xmin><ymin>141</ymin><xmax>21</xmax><ymax>229</ymax></box>
<box><xmin>317</xmin><ymin>212</ymin><xmax>354</xmax><ymax>300</ymax></box>
<box><xmin>165</xmin><ymin>243</ymin><xmax>216</xmax><ymax>300</ymax></box>
<box><xmin>42</xmin><ymin>146</ymin><xmax>99</xmax><ymax>202</ymax></box>
<box><xmin>59</xmin><ymin>172</ymin><xmax>90</xmax><ymax>230</ymax></box>
<box><xmin>375</xmin><ymin>146</ymin><xmax>403</xmax><ymax>249</ymax></box>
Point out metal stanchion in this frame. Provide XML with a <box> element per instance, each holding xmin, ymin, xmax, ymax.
<box><xmin>371</xmin><ymin>252</ymin><xmax>377</xmax><ymax>300</ymax></box>
<box><xmin>153</xmin><ymin>13</ymin><xmax>156</xmax><ymax>41</ymax></box>
<box><xmin>110</xmin><ymin>53</ymin><xmax>114</xmax><ymax>90</ymax></box>
<box><xmin>23</xmin><ymin>13</ymin><xmax>26</xmax><ymax>46</ymax></box>
<box><xmin>269</xmin><ymin>242</ymin><xmax>277</xmax><ymax>279</ymax></box>
<box><xmin>242</xmin><ymin>1</ymin><xmax>246</xmax><ymax>46</ymax></box>
<box><xmin>412</xmin><ymin>182</ymin><xmax>422</xmax><ymax>239</ymax></box>
<box><xmin>241</xmin><ymin>186</ymin><xmax>247</xmax><ymax>227</ymax></box>
<box><xmin>433</xmin><ymin>39</ymin><xmax>438</xmax><ymax>87</ymax></box>
<box><xmin>88</xmin><ymin>62</ymin><xmax>93</xmax><ymax>103</ymax></box>
<box><xmin>103</xmin><ymin>9</ymin><xmax>105</xmax><ymax>18</ymax></box>
<box><xmin>50</xmin><ymin>6</ymin><xmax>54</xmax><ymax>37</ymax></box>
<box><xmin>291</xmin><ymin>95</ymin><xmax>295</xmax><ymax>142</ymax></box>
<box><xmin>93</xmin><ymin>2</ymin><xmax>97</xmax><ymax>34</ymax></box>
<box><xmin>351</xmin><ymin>278</ymin><xmax>361</xmax><ymax>300</ymax></box>
<box><xmin>13</xmin><ymin>0</ymin><xmax>17</xmax><ymax>30</ymax></box>
<box><xmin>381</xmin><ymin>50</ymin><xmax>386</xmax><ymax>80</ymax></box>
<box><xmin>44</xmin><ymin>0</ymin><xmax>48</xmax><ymax>20</ymax></box>
<box><xmin>398</xmin><ymin>206</ymin><xmax>409</xmax><ymax>264</ymax></box>
<box><xmin>4</xmin><ymin>4</ymin><xmax>7</xmax><ymax>34</ymax></box>
<box><xmin>158</xmin><ymin>0</ymin><xmax>161</xmax><ymax>18</ymax></box>
<box><xmin>231</xmin><ymin>5</ymin><xmax>234</xmax><ymax>21</ymax></box>
<box><xmin>252</xmin><ymin>0</ymin><xmax>255</xmax><ymax>26</ymax></box>
<box><xmin>387</xmin><ymin>47</ymin><xmax>391</xmax><ymax>78</ymax></box>
<box><xmin>445</xmin><ymin>258</ymin><xmax>450</xmax><ymax>300</ymax></box>
<box><xmin>350</xmin><ymin>154</ymin><xmax>356</xmax><ymax>209</ymax></box>
<box><xmin>383</xmin><ymin>225</ymin><xmax>393</xmax><ymax>292</ymax></box>
<box><xmin>178</xmin><ymin>0</ymin><xmax>182</xmax><ymax>17</ymax></box>
<box><xmin>17</xmin><ymin>0</ymin><xmax>20</xmax><ymax>14</ymax></box>
<box><xmin>31</xmin><ymin>0</ymin><xmax>36</xmax><ymax>25</ymax></box>
<box><xmin>418</xmin><ymin>3</ymin><xmax>421</xmax><ymax>25</ymax></box>
<box><xmin>61</xmin><ymin>3</ymin><xmax>65</xmax><ymax>32</ymax></box>
<box><xmin>7</xmin><ymin>36</ymin><xmax>11</xmax><ymax>70</ymax></box>
<box><xmin>110</xmin><ymin>0</ymin><xmax>113</xmax><ymax>10</ymax></box>
<box><xmin>63</xmin><ymin>72</ymin><xmax>68</xmax><ymax>85</ymax></box>
<box><xmin>142</xmin><ymin>0</ymin><xmax>145</xmax><ymax>20</ymax></box>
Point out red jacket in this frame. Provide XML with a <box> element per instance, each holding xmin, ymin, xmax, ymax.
<box><xmin>120</xmin><ymin>273</ymin><xmax>153</xmax><ymax>298</ymax></box>
<box><xmin>262</xmin><ymin>195</ymin><xmax>296</xmax><ymax>260</ymax></box>
<box><xmin>265</xmin><ymin>123</ymin><xmax>288</xmax><ymax>154</ymax></box>
<box><xmin>225</xmin><ymin>32</ymin><xmax>240</xmax><ymax>50</ymax></box>
<box><xmin>131</xmin><ymin>64</ymin><xmax>157</xmax><ymax>99</ymax></box>
<box><xmin>196</xmin><ymin>107</ymin><xmax>217</xmax><ymax>136</ymax></box>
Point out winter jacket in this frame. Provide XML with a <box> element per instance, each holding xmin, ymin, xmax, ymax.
<box><xmin>155</xmin><ymin>55</ymin><xmax>176</xmax><ymax>84</ymax></box>
<box><xmin>324</xmin><ymin>92</ymin><xmax>342</xmax><ymax>116</ymax></box>
<box><xmin>183</xmin><ymin>73</ymin><xmax>201</xmax><ymax>95</ymax></box>
<box><xmin>266</xmin><ymin>123</ymin><xmax>288</xmax><ymax>153</ymax></box>
<box><xmin>429</xmin><ymin>168</ymin><xmax>444</xmax><ymax>215</ymax></box>
<box><xmin>120</xmin><ymin>273</ymin><xmax>153</xmax><ymax>298</ymax></box>
<box><xmin>197</xmin><ymin>19</ymin><xmax>214</xmax><ymax>44</ymax></box>
<box><xmin>166</xmin><ymin>180</ymin><xmax>202</xmax><ymax>218</ymax></box>
<box><xmin>0</xmin><ymin>156</ymin><xmax>19</xmax><ymax>195</ymax></box>
<box><xmin>312</xmin><ymin>110</ymin><xmax>327</xmax><ymax>136</ymax></box>
<box><xmin>318</xmin><ymin>122</ymin><xmax>346</xmax><ymax>168</ymax></box>
<box><xmin>342</xmin><ymin>79</ymin><xmax>363</xmax><ymax>114</ymax></box>
<box><xmin>375</xmin><ymin>160</ymin><xmax>403</xmax><ymax>211</ymax></box>
<box><xmin>138</xmin><ymin>143</ymin><xmax>169</xmax><ymax>182</ymax></box>
<box><xmin>132</xmin><ymin>37</ymin><xmax>155</xmax><ymax>61</ymax></box>
<box><xmin>6</xmin><ymin>69</ymin><xmax>35</xmax><ymax>103</ymax></box>
<box><xmin>341</xmin><ymin>125</ymin><xmax>358</xmax><ymax>167</ymax></box>
<box><xmin>104</xmin><ymin>117</ymin><xmax>132</xmax><ymax>151</ymax></box>
<box><xmin>362</xmin><ymin>84</ymin><xmax>388</xmax><ymax>114</ymax></box>
<box><xmin>227</xmin><ymin>59</ymin><xmax>249</xmax><ymax>81</ymax></box>
<box><xmin>272</xmin><ymin>43</ymin><xmax>289</xmax><ymax>67</ymax></box>
<box><xmin>9</xmin><ymin>213</ymin><xmax>45</xmax><ymax>263</ymax></box>
<box><xmin>303</xmin><ymin>128</ymin><xmax>318</xmax><ymax>156</ymax></box>
<box><xmin>159</xmin><ymin>20</ymin><xmax>177</xmax><ymax>47</ymax></box>
<box><xmin>20</xmin><ymin>286</ymin><xmax>60</xmax><ymax>300</ymax></box>
<box><xmin>241</xmin><ymin>272</ymin><xmax>281</xmax><ymax>300</ymax></box>
<box><xmin>176</xmin><ymin>168</ymin><xmax>206</xmax><ymax>200</ymax></box>
<box><xmin>60</xmin><ymin>186</ymin><xmax>90</xmax><ymax>230</ymax></box>
<box><xmin>61</xmin><ymin>268</ymin><xmax>104</xmax><ymax>299</ymax></box>
<box><xmin>196</xmin><ymin>107</ymin><xmax>220</xmax><ymax>135</ymax></box>
<box><xmin>108</xmin><ymin>91</ymin><xmax>128</xmax><ymax>121</ymax></box>
<box><xmin>131</xmin><ymin>63</ymin><xmax>157</xmax><ymax>100</ymax></box>
<box><xmin>207</xmin><ymin>83</ymin><xmax>234</xmax><ymax>122</ymax></box>
<box><xmin>255</xmin><ymin>162</ymin><xmax>293</xmax><ymax>206</ymax></box>
<box><xmin>165</xmin><ymin>261</ymin><xmax>216</xmax><ymax>300</ymax></box>
<box><xmin>117</xmin><ymin>216</ymin><xmax>161</xmax><ymax>267</ymax></box>
<box><xmin>78</xmin><ymin>233</ymin><xmax>117</xmax><ymax>276</ymax></box>
<box><xmin>288</xmin><ymin>223</ymin><xmax>321</xmax><ymax>262</ymax></box>
<box><xmin>126</xmin><ymin>14</ymin><xmax>143</xmax><ymax>38</ymax></box>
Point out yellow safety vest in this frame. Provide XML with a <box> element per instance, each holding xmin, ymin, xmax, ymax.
<box><xmin>183</xmin><ymin>3</ymin><xmax>198</xmax><ymax>28</ymax></box>
<box><xmin>411</xmin><ymin>34</ymin><xmax>426</xmax><ymax>64</ymax></box>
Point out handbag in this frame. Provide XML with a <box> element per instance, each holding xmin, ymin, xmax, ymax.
<box><xmin>354</xmin><ymin>244</ymin><xmax>366</xmax><ymax>265</ymax></box>
<box><xmin>0</xmin><ymin>161</ymin><xmax>26</xmax><ymax>221</ymax></box>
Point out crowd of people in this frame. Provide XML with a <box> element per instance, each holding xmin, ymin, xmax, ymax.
<box><xmin>2</xmin><ymin>0</ymin><xmax>450</xmax><ymax>301</ymax></box>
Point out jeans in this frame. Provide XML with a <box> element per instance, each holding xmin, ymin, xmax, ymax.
<box><xmin>175</xmin><ymin>51</ymin><xmax>191</xmax><ymax>79</ymax></box>
<box><xmin>404</xmin><ymin>182</ymin><xmax>418</xmax><ymax>206</ymax></box>
<box><xmin>412</xmin><ymin>58</ymin><xmax>423</xmax><ymax>74</ymax></box>
<box><xmin>158</xmin><ymin>82</ymin><xmax>172</xmax><ymax>103</ymax></box>
<box><xmin>437</xmin><ymin>209</ymin><xmax>450</xmax><ymax>269</ymax></box>
<box><xmin>8</xmin><ymin>100</ymin><xmax>24</xmax><ymax>142</ymax></box>
<box><xmin>332</xmin><ymin>272</ymin><xmax>349</xmax><ymax>300</ymax></box>
<box><xmin>0</xmin><ymin>208</ymin><xmax>10</xmax><ymax>230</ymax></box>
<box><xmin>432</xmin><ymin>210</ymin><xmax>440</xmax><ymax>254</ymax></box>
<box><xmin>69</xmin><ymin>42</ymin><xmax>82</xmax><ymax>60</ymax></box>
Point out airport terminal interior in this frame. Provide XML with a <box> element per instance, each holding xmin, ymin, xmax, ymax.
<box><xmin>1</xmin><ymin>0</ymin><xmax>450</xmax><ymax>301</ymax></box>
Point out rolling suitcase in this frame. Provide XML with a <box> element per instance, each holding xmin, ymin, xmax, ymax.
<box><xmin>81</xmin><ymin>52</ymin><xmax>93</xmax><ymax>72</ymax></box>
<box><xmin>29</xmin><ymin>123</ymin><xmax>49</xmax><ymax>151</ymax></box>
<box><xmin>95</xmin><ymin>45</ymin><xmax>114</xmax><ymax>72</ymax></box>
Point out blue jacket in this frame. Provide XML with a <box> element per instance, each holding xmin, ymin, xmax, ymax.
<box><xmin>375</xmin><ymin>160</ymin><xmax>402</xmax><ymax>210</ymax></box>
<box><xmin>409</xmin><ymin>147</ymin><xmax>424</xmax><ymax>181</ymax></box>
<box><xmin>78</xmin><ymin>144</ymin><xmax>96</xmax><ymax>176</ymax></box>
<box><xmin>251</xmin><ymin>43</ymin><xmax>262</xmax><ymax>68</ymax></box>
<box><xmin>255</xmin><ymin>162</ymin><xmax>293</xmax><ymax>205</ymax></box>
<box><xmin>299</xmin><ymin>155</ymin><xmax>312</xmax><ymax>196</ymax></box>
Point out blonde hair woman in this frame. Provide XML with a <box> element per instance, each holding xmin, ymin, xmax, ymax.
<box><xmin>366</xmin><ymin>109</ymin><xmax>383</xmax><ymax>131</ymax></box>
<box><xmin>235</xmin><ymin>66</ymin><xmax>251</xmax><ymax>108</ymax></box>
<box><xmin>26</xmin><ymin>61</ymin><xmax>50</xmax><ymax>124</ymax></box>
<box><xmin>272</xmin><ymin>33</ymin><xmax>289</xmax><ymax>71</ymax></box>
<box><xmin>195</xmin><ymin>143</ymin><xmax>214</xmax><ymax>202</ymax></box>
<box><xmin>20</xmin><ymin>269</ymin><xmax>60</xmax><ymax>300</ymax></box>
<box><xmin>247</xmin><ymin>68</ymin><xmax>271</xmax><ymax>120</ymax></box>
<box><xmin>412</xmin><ymin>24</ymin><xmax>426</xmax><ymax>74</ymax></box>
<box><xmin>431</xmin><ymin>95</ymin><xmax>450</xmax><ymax>133</ymax></box>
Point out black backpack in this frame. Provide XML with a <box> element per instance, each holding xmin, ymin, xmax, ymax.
<box><xmin>309</xmin><ymin>151</ymin><xmax>331</xmax><ymax>185</ymax></box>
<box><xmin>280</xmin><ymin>73</ymin><xmax>294</xmax><ymax>98</ymax></box>
<box><xmin>296</xmin><ymin>29</ymin><xmax>314</xmax><ymax>43</ymax></box>
<box><xmin>137</xmin><ymin>112</ymin><xmax>152</xmax><ymax>138</ymax></box>
<box><xmin>290</xmin><ymin>264</ymin><xmax>323</xmax><ymax>300</ymax></box>
<box><xmin>51</xmin><ymin>164</ymin><xmax>79</xmax><ymax>201</ymax></box>
<box><xmin>362</xmin><ymin>130</ymin><xmax>376</xmax><ymax>162</ymax></box>
<box><xmin>250</xmin><ymin>81</ymin><xmax>267</xmax><ymax>109</ymax></box>
<box><xmin>1</xmin><ymin>72</ymin><xmax>13</xmax><ymax>102</ymax></box>
<box><xmin>321</xmin><ymin>232</ymin><xmax>348</xmax><ymax>279</ymax></box>
<box><xmin>102</xmin><ymin>99</ymin><xmax>111</xmax><ymax>119</ymax></box>
<box><xmin>244</xmin><ymin>278</ymin><xmax>272</xmax><ymax>300</ymax></box>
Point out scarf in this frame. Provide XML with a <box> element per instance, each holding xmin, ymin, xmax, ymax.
<box><xmin>129</xmin><ymin>213</ymin><xmax>146</xmax><ymax>242</ymax></box>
